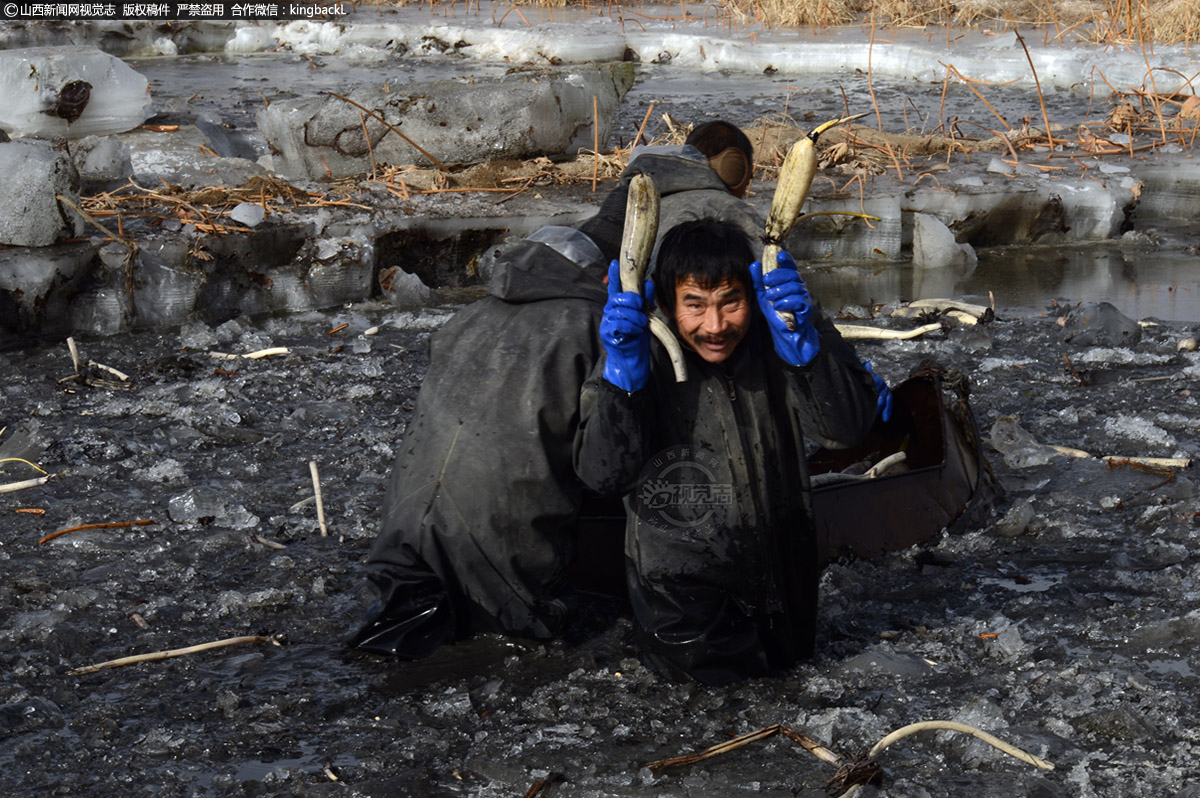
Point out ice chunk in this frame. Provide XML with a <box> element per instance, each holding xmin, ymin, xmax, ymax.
<box><xmin>126</xmin><ymin>123</ymin><xmax>269</xmax><ymax>189</ymax></box>
<box><xmin>0</xmin><ymin>47</ymin><xmax>151</xmax><ymax>139</ymax></box>
<box><xmin>949</xmin><ymin>697</ymin><xmax>1012</xmax><ymax>766</ymax></box>
<box><xmin>135</xmin><ymin>458</ymin><xmax>187</xmax><ymax>484</ymax></box>
<box><xmin>70</xmin><ymin>286</ymin><xmax>131</xmax><ymax>336</ymax></box>
<box><xmin>1131</xmin><ymin>608</ymin><xmax>1200</xmax><ymax>648</ymax></box>
<box><xmin>989</xmin><ymin>416</ymin><xmax>1060</xmax><ymax>468</ymax></box>
<box><xmin>978</xmin><ymin>355</ymin><xmax>1035</xmax><ymax>372</ymax></box>
<box><xmin>1135</xmin><ymin>161</ymin><xmax>1200</xmax><ymax>221</ymax></box>
<box><xmin>912</xmin><ymin>212</ymin><xmax>977</xmax><ymax>271</ymax></box>
<box><xmin>132</xmin><ymin>252</ymin><xmax>206</xmax><ymax>330</ymax></box>
<box><xmin>991</xmin><ymin>498</ymin><xmax>1034</xmax><ymax>538</ymax></box>
<box><xmin>1102</xmin><ymin>416</ymin><xmax>1176</xmax><ymax>450</ymax></box>
<box><xmin>167</xmin><ymin>487</ymin><xmax>257</xmax><ymax>529</ymax></box>
<box><xmin>214</xmin><ymin>318</ymin><xmax>246</xmax><ymax>343</ymax></box>
<box><xmin>1071</xmin><ymin>706</ymin><xmax>1157</xmax><ymax>742</ymax></box>
<box><xmin>379</xmin><ymin>267</ymin><xmax>432</xmax><ymax>308</ymax></box>
<box><xmin>1059</xmin><ymin>301</ymin><xmax>1141</xmax><ymax>347</ymax></box>
<box><xmin>226</xmin><ymin>26</ymin><xmax>279</xmax><ymax>54</ymax></box>
<box><xmin>168</xmin><ymin>487</ymin><xmax>227</xmax><ymax>524</ymax></box>
<box><xmin>986</xmin><ymin>156</ymin><xmax>1015</xmax><ymax>175</ymax></box>
<box><xmin>787</xmin><ymin>194</ymin><xmax>902</xmax><ymax>261</ymax></box>
<box><xmin>1074</xmin><ymin>348</ymin><xmax>1169</xmax><ymax>365</ymax></box>
<box><xmin>179</xmin><ymin>319</ymin><xmax>218</xmax><ymax>349</ymax></box>
<box><xmin>0</xmin><ymin>139</ymin><xmax>85</xmax><ymax>247</ymax></box>
<box><xmin>69</xmin><ymin>135</ymin><xmax>133</xmax><ymax>191</ymax></box>
<box><xmin>0</xmin><ymin>418</ymin><xmax>47</xmax><ymax>467</ymax></box>
<box><xmin>235</xmin><ymin>331</ymin><xmax>274</xmax><ymax>354</ymax></box>
<box><xmin>257</xmin><ymin>63</ymin><xmax>634</xmax><ymax>180</ymax></box>
<box><xmin>990</xmin><ymin>624</ymin><xmax>1026</xmax><ymax>661</ymax></box>
<box><xmin>229</xmin><ymin>202</ymin><xmax>266</xmax><ymax>228</ymax></box>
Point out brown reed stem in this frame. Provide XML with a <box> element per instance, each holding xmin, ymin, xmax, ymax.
<box><xmin>1014</xmin><ymin>29</ymin><xmax>1055</xmax><ymax>151</ymax></box>
<box><xmin>868</xmin><ymin>9</ymin><xmax>882</xmax><ymax>130</ymax></box>
<box><xmin>39</xmin><ymin>519</ymin><xmax>157</xmax><ymax>546</ymax></box>
<box><xmin>323</xmin><ymin>91</ymin><xmax>445</xmax><ymax>171</ymax></box>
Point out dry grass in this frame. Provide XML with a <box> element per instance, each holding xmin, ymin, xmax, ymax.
<box><xmin>723</xmin><ymin>0</ymin><xmax>859</xmax><ymax>29</ymax></box>
<box><xmin>1131</xmin><ymin>0</ymin><xmax>1200</xmax><ymax>46</ymax></box>
<box><xmin>77</xmin><ymin>78</ymin><xmax>1200</xmax><ymax>246</ymax></box>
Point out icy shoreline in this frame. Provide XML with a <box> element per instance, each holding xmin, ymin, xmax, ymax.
<box><xmin>6</xmin><ymin>9</ymin><xmax>1200</xmax><ymax>342</ymax></box>
<box><xmin>6</xmin><ymin>5</ymin><xmax>1200</xmax><ymax>93</ymax></box>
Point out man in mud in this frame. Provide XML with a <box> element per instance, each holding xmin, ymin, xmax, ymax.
<box><xmin>349</xmin><ymin>121</ymin><xmax>761</xmax><ymax>658</ymax></box>
<box><xmin>574</xmin><ymin>218</ymin><xmax>881</xmax><ymax>685</ymax></box>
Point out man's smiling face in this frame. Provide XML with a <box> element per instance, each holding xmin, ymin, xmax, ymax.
<box><xmin>671</xmin><ymin>275</ymin><xmax>752</xmax><ymax>364</ymax></box>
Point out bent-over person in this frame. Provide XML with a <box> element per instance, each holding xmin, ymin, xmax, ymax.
<box><xmin>348</xmin><ymin>222</ymin><xmax>616</xmax><ymax>657</ymax></box>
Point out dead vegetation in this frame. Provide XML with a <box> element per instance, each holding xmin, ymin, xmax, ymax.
<box><xmin>72</xmin><ymin>72</ymin><xmax>1200</xmax><ymax>247</ymax></box>
<box><xmin>357</xmin><ymin>0</ymin><xmax>1200</xmax><ymax>45</ymax></box>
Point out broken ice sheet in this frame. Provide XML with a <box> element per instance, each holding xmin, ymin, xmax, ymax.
<box><xmin>167</xmin><ymin>487</ymin><xmax>258</xmax><ymax>529</ymax></box>
<box><xmin>229</xmin><ymin>202</ymin><xmax>266</xmax><ymax>228</ymax></box>
<box><xmin>989</xmin><ymin>416</ymin><xmax>1060</xmax><ymax>468</ymax></box>
<box><xmin>0</xmin><ymin>47</ymin><xmax>151</xmax><ymax>139</ymax></box>
<box><xmin>1101</xmin><ymin>415</ymin><xmax>1177</xmax><ymax>451</ymax></box>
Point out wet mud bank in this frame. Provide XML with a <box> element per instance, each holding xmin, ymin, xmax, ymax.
<box><xmin>8</xmin><ymin>143</ymin><xmax>1200</xmax><ymax>344</ymax></box>
<box><xmin>2</xmin><ymin>300</ymin><xmax>1199</xmax><ymax>796</ymax></box>
<box><xmin>0</xmin><ymin>182</ymin><xmax>598</xmax><ymax>345</ymax></box>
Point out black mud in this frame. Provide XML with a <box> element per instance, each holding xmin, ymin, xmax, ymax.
<box><xmin>2</xmin><ymin>300</ymin><xmax>1199</xmax><ymax>796</ymax></box>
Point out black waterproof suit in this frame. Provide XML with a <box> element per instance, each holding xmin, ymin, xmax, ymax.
<box><xmin>350</xmin><ymin>238</ymin><xmax>607</xmax><ymax>657</ymax></box>
<box><xmin>574</xmin><ymin>307</ymin><xmax>878</xmax><ymax>685</ymax></box>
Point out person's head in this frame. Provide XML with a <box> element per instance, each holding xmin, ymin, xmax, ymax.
<box><xmin>654</xmin><ymin>220</ymin><xmax>754</xmax><ymax>364</ymax></box>
<box><xmin>685</xmin><ymin>121</ymin><xmax>754</xmax><ymax>198</ymax></box>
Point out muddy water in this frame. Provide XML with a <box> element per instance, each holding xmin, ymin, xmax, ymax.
<box><xmin>2</xmin><ymin>296</ymin><xmax>1199</xmax><ymax>796</ymax></box>
<box><xmin>806</xmin><ymin>244</ymin><xmax>1200</xmax><ymax>324</ymax></box>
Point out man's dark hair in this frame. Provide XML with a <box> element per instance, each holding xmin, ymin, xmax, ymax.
<box><xmin>685</xmin><ymin>121</ymin><xmax>754</xmax><ymax>197</ymax></box>
<box><xmin>654</xmin><ymin>219</ymin><xmax>755</xmax><ymax>315</ymax></box>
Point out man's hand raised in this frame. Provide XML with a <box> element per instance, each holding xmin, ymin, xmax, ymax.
<box><xmin>601</xmin><ymin>259</ymin><xmax>653</xmax><ymax>393</ymax></box>
<box><xmin>749</xmin><ymin>250</ymin><xmax>820</xmax><ymax>367</ymax></box>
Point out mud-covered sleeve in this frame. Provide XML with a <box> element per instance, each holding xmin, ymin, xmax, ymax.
<box><xmin>573</xmin><ymin>355</ymin><xmax>654</xmax><ymax>497</ymax></box>
<box><xmin>784</xmin><ymin>304</ymin><xmax>878</xmax><ymax>450</ymax></box>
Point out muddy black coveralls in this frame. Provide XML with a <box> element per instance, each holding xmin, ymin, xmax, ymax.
<box><xmin>574</xmin><ymin>305</ymin><xmax>878</xmax><ymax>685</ymax></box>
<box><xmin>349</xmin><ymin>235</ymin><xmax>609</xmax><ymax>656</ymax></box>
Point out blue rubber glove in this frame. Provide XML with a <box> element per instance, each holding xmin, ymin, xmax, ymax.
<box><xmin>863</xmin><ymin>361</ymin><xmax>893</xmax><ymax>423</ymax></box>
<box><xmin>600</xmin><ymin>259</ymin><xmax>653</xmax><ymax>393</ymax></box>
<box><xmin>749</xmin><ymin>250</ymin><xmax>820</xmax><ymax>367</ymax></box>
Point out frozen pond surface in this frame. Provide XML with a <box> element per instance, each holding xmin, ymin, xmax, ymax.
<box><xmin>4</xmin><ymin>9</ymin><xmax>1200</xmax><ymax>795</ymax></box>
<box><xmin>2</xmin><ymin>299</ymin><xmax>1199</xmax><ymax>797</ymax></box>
